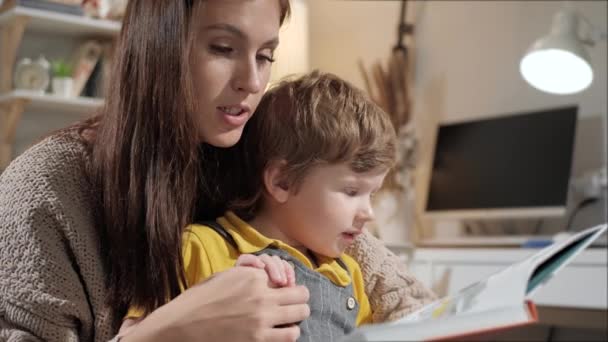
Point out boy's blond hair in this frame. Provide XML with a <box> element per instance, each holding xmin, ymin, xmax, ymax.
<box><xmin>231</xmin><ymin>71</ymin><xmax>397</xmax><ymax>218</ymax></box>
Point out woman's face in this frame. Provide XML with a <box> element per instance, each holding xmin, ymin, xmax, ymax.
<box><xmin>191</xmin><ymin>0</ymin><xmax>281</xmax><ymax>147</ymax></box>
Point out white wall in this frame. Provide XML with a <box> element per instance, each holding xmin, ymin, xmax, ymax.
<box><xmin>309</xmin><ymin>0</ymin><xmax>401</xmax><ymax>90</ymax></box>
<box><xmin>271</xmin><ymin>0</ymin><xmax>310</xmax><ymax>84</ymax></box>
<box><xmin>309</xmin><ymin>0</ymin><xmax>607</xmax><ymax>122</ymax></box>
<box><xmin>309</xmin><ymin>0</ymin><xmax>607</xmax><ymax>237</ymax></box>
<box><xmin>411</xmin><ymin>1</ymin><xmax>606</xmax><ymax>123</ymax></box>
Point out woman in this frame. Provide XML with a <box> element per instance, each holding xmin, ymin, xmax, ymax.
<box><xmin>0</xmin><ymin>1</ymin><xmax>435</xmax><ymax>341</ymax></box>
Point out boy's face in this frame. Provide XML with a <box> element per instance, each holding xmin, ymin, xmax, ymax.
<box><xmin>277</xmin><ymin>163</ymin><xmax>388</xmax><ymax>258</ymax></box>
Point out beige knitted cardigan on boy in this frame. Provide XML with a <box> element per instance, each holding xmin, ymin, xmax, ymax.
<box><xmin>0</xmin><ymin>132</ymin><xmax>436</xmax><ymax>342</ymax></box>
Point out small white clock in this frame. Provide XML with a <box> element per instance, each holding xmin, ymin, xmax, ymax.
<box><xmin>14</xmin><ymin>56</ymin><xmax>51</xmax><ymax>94</ymax></box>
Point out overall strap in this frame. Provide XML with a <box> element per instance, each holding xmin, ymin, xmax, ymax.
<box><xmin>199</xmin><ymin>220</ymin><xmax>238</xmax><ymax>249</ymax></box>
<box><xmin>306</xmin><ymin>249</ymin><xmax>349</xmax><ymax>273</ymax></box>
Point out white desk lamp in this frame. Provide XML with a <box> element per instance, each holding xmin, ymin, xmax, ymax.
<box><xmin>520</xmin><ymin>6</ymin><xmax>607</xmax><ymax>95</ymax></box>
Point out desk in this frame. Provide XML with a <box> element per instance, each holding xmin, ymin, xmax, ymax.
<box><xmin>407</xmin><ymin>248</ymin><xmax>607</xmax><ymax>330</ymax></box>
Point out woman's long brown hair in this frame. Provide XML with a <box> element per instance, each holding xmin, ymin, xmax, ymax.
<box><xmin>84</xmin><ymin>0</ymin><xmax>290</xmax><ymax>317</ymax></box>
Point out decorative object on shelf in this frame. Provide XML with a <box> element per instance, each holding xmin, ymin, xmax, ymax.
<box><xmin>0</xmin><ymin>0</ymin><xmax>121</xmax><ymax>172</ymax></box>
<box><xmin>3</xmin><ymin>0</ymin><xmax>84</xmax><ymax>16</ymax></box>
<box><xmin>359</xmin><ymin>0</ymin><xmax>417</xmax><ymax>244</ymax></box>
<box><xmin>82</xmin><ymin>0</ymin><xmax>127</xmax><ymax>20</ymax></box>
<box><xmin>572</xmin><ymin>168</ymin><xmax>607</xmax><ymax>200</ymax></box>
<box><xmin>566</xmin><ymin>167</ymin><xmax>607</xmax><ymax>232</ymax></box>
<box><xmin>80</xmin><ymin>41</ymin><xmax>114</xmax><ymax>98</ymax></box>
<box><xmin>51</xmin><ymin>59</ymin><xmax>73</xmax><ymax>97</ymax></box>
<box><xmin>13</xmin><ymin>55</ymin><xmax>50</xmax><ymax>94</ymax></box>
<box><xmin>520</xmin><ymin>2</ymin><xmax>607</xmax><ymax>95</ymax></box>
<box><xmin>70</xmin><ymin>40</ymin><xmax>102</xmax><ymax>97</ymax></box>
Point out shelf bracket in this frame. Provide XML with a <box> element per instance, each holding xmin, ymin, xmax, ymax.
<box><xmin>0</xmin><ymin>0</ymin><xmax>17</xmax><ymax>13</ymax></box>
<box><xmin>1</xmin><ymin>15</ymin><xmax>29</xmax><ymax>93</ymax></box>
<box><xmin>0</xmin><ymin>98</ymin><xmax>25</xmax><ymax>170</ymax></box>
<box><xmin>0</xmin><ymin>13</ymin><xmax>28</xmax><ymax>170</ymax></box>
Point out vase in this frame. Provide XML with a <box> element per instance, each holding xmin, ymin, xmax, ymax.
<box><xmin>52</xmin><ymin>77</ymin><xmax>74</xmax><ymax>97</ymax></box>
<box><xmin>370</xmin><ymin>187</ymin><xmax>416</xmax><ymax>246</ymax></box>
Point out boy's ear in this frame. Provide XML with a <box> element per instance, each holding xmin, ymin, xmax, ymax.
<box><xmin>263</xmin><ymin>160</ymin><xmax>290</xmax><ymax>203</ymax></box>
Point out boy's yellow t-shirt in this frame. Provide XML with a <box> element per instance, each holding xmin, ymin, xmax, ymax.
<box><xmin>127</xmin><ymin>211</ymin><xmax>372</xmax><ymax>326</ymax></box>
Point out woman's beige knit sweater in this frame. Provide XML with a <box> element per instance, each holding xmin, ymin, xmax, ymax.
<box><xmin>0</xmin><ymin>132</ymin><xmax>436</xmax><ymax>341</ymax></box>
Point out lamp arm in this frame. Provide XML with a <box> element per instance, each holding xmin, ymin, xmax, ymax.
<box><xmin>394</xmin><ymin>0</ymin><xmax>414</xmax><ymax>52</ymax></box>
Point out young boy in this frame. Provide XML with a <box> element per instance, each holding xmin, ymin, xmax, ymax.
<box><xmin>125</xmin><ymin>71</ymin><xmax>397</xmax><ymax>340</ymax></box>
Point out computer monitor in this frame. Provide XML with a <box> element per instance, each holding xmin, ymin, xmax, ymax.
<box><xmin>423</xmin><ymin>105</ymin><xmax>578</xmax><ymax>220</ymax></box>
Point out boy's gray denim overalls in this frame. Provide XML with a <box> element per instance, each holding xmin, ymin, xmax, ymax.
<box><xmin>204</xmin><ymin>221</ymin><xmax>360</xmax><ymax>342</ymax></box>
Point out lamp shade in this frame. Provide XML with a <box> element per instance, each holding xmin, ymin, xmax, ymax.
<box><xmin>520</xmin><ymin>8</ymin><xmax>593</xmax><ymax>95</ymax></box>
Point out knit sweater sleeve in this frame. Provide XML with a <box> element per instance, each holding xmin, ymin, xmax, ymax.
<box><xmin>0</xmin><ymin>134</ymin><xmax>116</xmax><ymax>342</ymax></box>
<box><xmin>345</xmin><ymin>231</ymin><xmax>438</xmax><ymax>323</ymax></box>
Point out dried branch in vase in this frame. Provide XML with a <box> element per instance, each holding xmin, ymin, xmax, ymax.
<box><xmin>359</xmin><ymin>49</ymin><xmax>417</xmax><ymax>192</ymax></box>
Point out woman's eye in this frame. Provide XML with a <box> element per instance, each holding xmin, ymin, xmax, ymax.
<box><xmin>210</xmin><ymin>44</ymin><xmax>233</xmax><ymax>55</ymax></box>
<box><xmin>257</xmin><ymin>54</ymin><xmax>275</xmax><ymax>64</ymax></box>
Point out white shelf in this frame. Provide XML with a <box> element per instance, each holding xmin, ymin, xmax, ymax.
<box><xmin>0</xmin><ymin>6</ymin><xmax>120</xmax><ymax>37</ymax></box>
<box><xmin>0</xmin><ymin>90</ymin><xmax>103</xmax><ymax>116</ymax></box>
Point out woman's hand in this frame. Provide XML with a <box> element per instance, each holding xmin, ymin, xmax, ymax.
<box><xmin>236</xmin><ymin>253</ymin><xmax>296</xmax><ymax>288</ymax></box>
<box><xmin>121</xmin><ymin>266</ymin><xmax>310</xmax><ymax>342</ymax></box>
<box><xmin>117</xmin><ymin>317</ymin><xmax>142</xmax><ymax>338</ymax></box>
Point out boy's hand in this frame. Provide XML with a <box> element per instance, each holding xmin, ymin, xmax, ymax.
<box><xmin>236</xmin><ymin>254</ymin><xmax>296</xmax><ymax>288</ymax></box>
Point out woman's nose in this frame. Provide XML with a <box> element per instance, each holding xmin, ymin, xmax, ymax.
<box><xmin>233</xmin><ymin>58</ymin><xmax>262</xmax><ymax>94</ymax></box>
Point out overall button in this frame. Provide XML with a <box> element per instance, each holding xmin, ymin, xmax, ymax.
<box><xmin>346</xmin><ymin>297</ymin><xmax>356</xmax><ymax>310</ymax></box>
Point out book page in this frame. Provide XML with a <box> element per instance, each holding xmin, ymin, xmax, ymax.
<box><xmin>396</xmin><ymin>261</ymin><xmax>530</xmax><ymax>323</ymax></box>
<box><xmin>397</xmin><ymin>224</ymin><xmax>607</xmax><ymax>324</ymax></box>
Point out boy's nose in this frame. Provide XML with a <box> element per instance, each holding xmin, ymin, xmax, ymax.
<box><xmin>354</xmin><ymin>206</ymin><xmax>375</xmax><ymax>228</ymax></box>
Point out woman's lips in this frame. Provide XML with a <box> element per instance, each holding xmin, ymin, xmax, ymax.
<box><xmin>218</xmin><ymin>106</ymin><xmax>250</xmax><ymax>127</ymax></box>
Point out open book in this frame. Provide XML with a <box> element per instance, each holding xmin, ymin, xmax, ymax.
<box><xmin>342</xmin><ymin>224</ymin><xmax>607</xmax><ymax>342</ymax></box>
